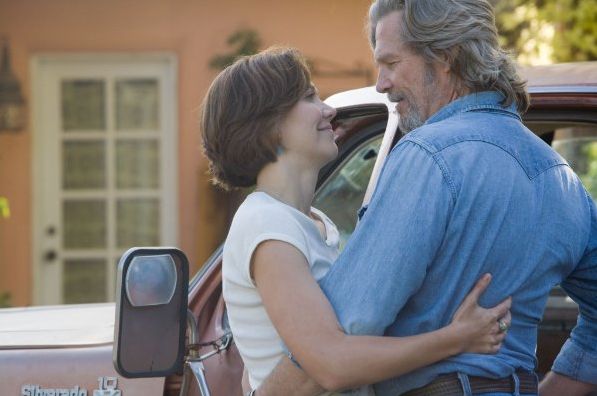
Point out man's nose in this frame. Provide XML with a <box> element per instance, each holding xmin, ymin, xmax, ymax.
<box><xmin>376</xmin><ymin>69</ymin><xmax>391</xmax><ymax>93</ymax></box>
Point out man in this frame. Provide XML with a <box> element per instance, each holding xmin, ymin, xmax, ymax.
<box><xmin>253</xmin><ymin>0</ymin><xmax>597</xmax><ymax>395</ymax></box>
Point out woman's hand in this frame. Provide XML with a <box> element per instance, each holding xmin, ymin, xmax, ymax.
<box><xmin>451</xmin><ymin>273</ymin><xmax>512</xmax><ymax>354</ymax></box>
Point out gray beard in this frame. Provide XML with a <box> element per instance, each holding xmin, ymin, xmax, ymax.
<box><xmin>398</xmin><ymin>108</ymin><xmax>424</xmax><ymax>135</ymax></box>
<box><xmin>392</xmin><ymin>64</ymin><xmax>436</xmax><ymax>135</ymax></box>
<box><xmin>387</xmin><ymin>94</ymin><xmax>425</xmax><ymax>135</ymax></box>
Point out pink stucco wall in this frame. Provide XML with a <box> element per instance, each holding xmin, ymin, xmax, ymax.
<box><xmin>0</xmin><ymin>0</ymin><xmax>376</xmax><ymax>306</ymax></box>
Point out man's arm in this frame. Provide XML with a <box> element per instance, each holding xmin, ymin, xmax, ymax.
<box><xmin>539</xmin><ymin>372</ymin><xmax>597</xmax><ymax>396</ymax></box>
<box><xmin>542</xmin><ymin>193</ymin><xmax>597</xmax><ymax>394</ymax></box>
<box><xmin>319</xmin><ymin>141</ymin><xmax>454</xmax><ymax>335</ymax></box>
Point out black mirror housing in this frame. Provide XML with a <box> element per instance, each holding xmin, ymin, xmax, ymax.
<box><xmin>113</xmin><ymin>247</ymin><xmax>189</xmax><ymax>378</ymax></box>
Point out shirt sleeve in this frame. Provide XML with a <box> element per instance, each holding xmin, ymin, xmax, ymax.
<box><xmin>235</xmin><ymin>206</ymin><xmax>310</xmax><ymax>287</ymax></box>
<box><xmin>553</xmin><ymin>192</ymin><xmax>597</xmax><ymax>384</ymax></box>
<box><xmin>318</xmin><ymin>140</ymin><xmax>454</xmax><ymax>335</ymax></box>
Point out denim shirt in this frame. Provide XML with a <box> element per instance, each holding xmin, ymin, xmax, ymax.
<box><xmin>318</xmin><ymin>91</ymin><xmax>597</xmax><ymax>395</ymax></box>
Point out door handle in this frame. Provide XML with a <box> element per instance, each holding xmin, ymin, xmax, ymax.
<box><xmin>44</xmin><ymin>250</ymin><xmax>57</xmax><ymax>262</ymax></box>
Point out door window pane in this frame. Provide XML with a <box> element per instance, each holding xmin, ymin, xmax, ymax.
<box><xmin>63</xmin><ymin>141</ymin><xmax>106</xmax><ymax>189</ymax></box>
<box><xmin>116</xmin><ymin>139</ymin><xmax>160</xmax><ymax>189</ymax></box>
<box><xmin>117</xmin><ymin>199</ymin><xmax>160</xmax><ymax>247</ymax></box>
<box><xmin>314</xmin><ymin>136</ymin><xmax>382</xmax><ymax>249</ymax></box>
<box><xmin>116</xmin><ymin>79</ymin><xmax>159</xmax><ymax>130</ymax></box>
<box><xmin>63</xmin><ymin>200</ymin><xmax>107</xmax><ymax>249</ymax></box>
<box><xmin>552</xmin><ymin>126</ymin><xmax>597</xmax><ymax>201</ymax></box>
<box><xmin>61</xmin><ymin>80</ymin><xmax>106</xmax><ymax>131</ymax></box>
<box><xmin>63</xmin><ymin>259</ymin><xmax>106</xmax><ymax>303</ymax></box>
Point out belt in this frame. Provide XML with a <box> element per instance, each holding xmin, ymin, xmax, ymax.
<box><xmin>402</xmin><ymin>370</ymin><xmax>538</xmax><ymax>396</ymax></box>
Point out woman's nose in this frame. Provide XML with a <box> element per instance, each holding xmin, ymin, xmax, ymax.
<box><xmin>322</xmin><ymin>104</ymin><xmax>336</xmax><ymax>120</ymax></box>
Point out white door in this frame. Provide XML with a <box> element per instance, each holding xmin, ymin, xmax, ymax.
<box><xmin>32</xmin><ymin>54</ymin><xmax>178</xmax><ymax>305</ymax></box>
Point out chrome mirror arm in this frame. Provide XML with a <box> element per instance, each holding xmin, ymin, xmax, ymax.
<box><xmin>179</xmin><ymin>310</ymin><xmax>211</xmax><ymax>396</ymax></box>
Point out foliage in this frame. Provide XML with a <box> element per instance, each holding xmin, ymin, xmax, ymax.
<box><xmin>0</xmin><ymin>196</ymin><xmax>9</xmax><ymax>219</ymax></box>
<box><xmin>0</xmin><ymin>291</ymin><xmax>11</xmax><ymax>308</ymax></box>
<box><xmin>209</xmin><ymin>29</ymin><xmax>262</xmax><ymax>70</ymax></box>
<box><xmin>493</xmin><ymin>0</ymin><xmax>597</xmax><ymax>64</ymax></box>
<box><xmin>579</xmin><ymin>142</ymin><xmax>597</xmax><ymax>201</ymax></box>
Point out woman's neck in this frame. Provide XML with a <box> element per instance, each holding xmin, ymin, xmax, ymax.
<box><xmin>256</xmin><ymin>159</ymin><xmax>318</xmax><ymax>215</ymax></box>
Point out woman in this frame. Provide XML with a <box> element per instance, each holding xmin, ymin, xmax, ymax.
<box><xmin>201</xmin><ymin>47</ymin><xmax>511</xmax><ymax>395</ymax></box>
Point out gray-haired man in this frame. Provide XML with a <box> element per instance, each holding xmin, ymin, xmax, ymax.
<box><xmin>255</xmin><ymin>1</ymin><xmax>597</xmax><ymax>395</ymax></box>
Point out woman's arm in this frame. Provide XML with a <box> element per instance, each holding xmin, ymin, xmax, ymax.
<box><xmin>252</xmin><ymin>240</ymin><xmax>510</xmax><ymax>392</ymax></box>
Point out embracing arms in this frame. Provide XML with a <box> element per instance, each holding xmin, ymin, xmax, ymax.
<box><xmin>251</xmin><ymin>240</ymin><xmax>510</xmax><ymax>394</ymax></box>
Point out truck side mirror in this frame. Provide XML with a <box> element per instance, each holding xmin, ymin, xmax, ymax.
<box><xmin>113</xmin><ymin>247</ymin><xmax>189</xmax><ymax>378</ymax></box>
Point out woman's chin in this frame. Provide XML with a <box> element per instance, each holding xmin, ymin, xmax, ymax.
<box><xmin>321</xmin><ymin>147</ymin><xmax>339</xmax><ymax>166</ymax></box>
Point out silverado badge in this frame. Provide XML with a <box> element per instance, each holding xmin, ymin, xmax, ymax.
<box><xmin>21</xmin><ymin>377</ymin><xmax>121</xmax><ymax>396</ymax></box>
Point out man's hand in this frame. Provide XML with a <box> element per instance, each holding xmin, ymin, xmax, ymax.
<box><xmin>540</xmin><ymin>371</ymin><xmax>597</xmax><ymax>396</ymax></box>
<box><xmin>256</xmin><ymin>356</ymin><xmax>323</xmax><ymax>396</ymax></box>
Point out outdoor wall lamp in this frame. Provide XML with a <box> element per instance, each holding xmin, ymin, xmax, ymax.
<box><xmin>0</xmin><ymin>37</ymin><xmax>26</xmax><ymax>132</ymax></box>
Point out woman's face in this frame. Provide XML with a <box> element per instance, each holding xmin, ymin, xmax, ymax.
<box><xmin>278</xmin><ymin>85</ymin><xmax>338</xmax><ymax>168</ymax></box>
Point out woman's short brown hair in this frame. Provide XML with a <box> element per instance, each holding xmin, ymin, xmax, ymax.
<box><xmin>200</xmin><ymin>47</ymin><xmax>312</xmax><ymax>189</ymax></box>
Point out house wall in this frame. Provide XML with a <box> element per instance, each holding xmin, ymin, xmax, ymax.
<box><xmin>0</xmin><ymin>0</ymin><xmax>376</xmax><ymax>306</ymax></box>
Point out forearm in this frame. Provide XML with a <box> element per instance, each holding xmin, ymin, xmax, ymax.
<box><xmin>257</xmin><ymin>356</ymin><xmax>323</xmax><ymax>396</ymax></box>
<box><xmin>539</xmin><ymin>371</ymin><xmax>597</xmax><ymax>396</ymax></box>
<box><xmin>256</xmin><ymin>324</ymin><xmax>463</xmax><ymax>394</ymax></box>
<box><xmin>294</xmin><ymin>324</ymin><xmax>464</xmax><ymax>391</ymax></box>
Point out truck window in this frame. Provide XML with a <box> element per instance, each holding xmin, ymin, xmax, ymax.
<box><xmin>313</xmin><ymin>136</ymin><xmax>383</xmax><ymax>250</ymax></box>
<box><xmin>551</xmin><ymin>124</ymin><xmax>597</xmax><ymax>202</ymax></box>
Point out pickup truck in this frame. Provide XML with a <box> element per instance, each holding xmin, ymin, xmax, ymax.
<box><xmin>1</xmin><ymin>62</ymin><xmax>596</xmax><ymax>396</ymax></box>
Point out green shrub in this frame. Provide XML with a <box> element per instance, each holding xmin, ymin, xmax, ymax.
<box><xmin>0</xmin><ymin>292</ymin><xmax>11</xmax><ymax>308</ymax></box>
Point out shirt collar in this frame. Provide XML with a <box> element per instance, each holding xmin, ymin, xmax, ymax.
<box><xmin>424</xmin><ymin>91</ymin><xmax>521</xmax><ymax>126</ymax></box>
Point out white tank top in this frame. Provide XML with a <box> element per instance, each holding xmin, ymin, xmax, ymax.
<box><xmin>223</xmin><ymin>192</ymin><xmax>373</xmax><ymax>395</ymax></box>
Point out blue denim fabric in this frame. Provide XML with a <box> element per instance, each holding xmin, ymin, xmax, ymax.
<box><xmin>318</xmin><ymin>92</ymin><xmax>597</xmax><ymax>395</ymax></box>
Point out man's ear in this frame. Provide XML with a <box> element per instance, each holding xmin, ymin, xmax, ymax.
<box><xmin>441</xmin><ymin>47</ymin><xmax>459</xmax><ymax>74</ymax></box>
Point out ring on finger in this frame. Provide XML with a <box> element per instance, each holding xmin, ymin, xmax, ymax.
<box><xmin>498</xmin><ymin>319</ymin><xmax>508</xmax><ymax>333</ymax></box>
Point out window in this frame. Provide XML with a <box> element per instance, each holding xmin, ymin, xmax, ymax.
<box><xmin>314</xmin><ymin>136</ymin><xmax>383</xmax><ymax>249</ymax></box>
<box><xmin>551</xmin><ymin>124</ymin><xmax>597</xmax><ymax>201</ymax></box>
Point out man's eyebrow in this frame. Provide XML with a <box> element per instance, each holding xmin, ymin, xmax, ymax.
<box><xmin>374</xmin><ymin>51</ymin><xmax>399</xmax><ymax>63</ymax></box>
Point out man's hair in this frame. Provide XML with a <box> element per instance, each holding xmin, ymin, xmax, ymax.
<box><xmin>368</xmin><ymin>0</ymin><xmax>529</xmax><ymax>113</ymax></box>
<box><xmin>200</xmin><ymin>47</ymin><xmax>311</xmax><ymax>189</ymax></box>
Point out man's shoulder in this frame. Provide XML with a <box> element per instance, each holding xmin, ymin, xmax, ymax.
<box><xmin>404</xmin><ymin>110</ymin><xmax>525</xmax><ymax>152</ymax></box>
<box><xmin>401</xmin><ymin>111</ymin><xmax>568</xmax><ymax>180</ymax></box>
